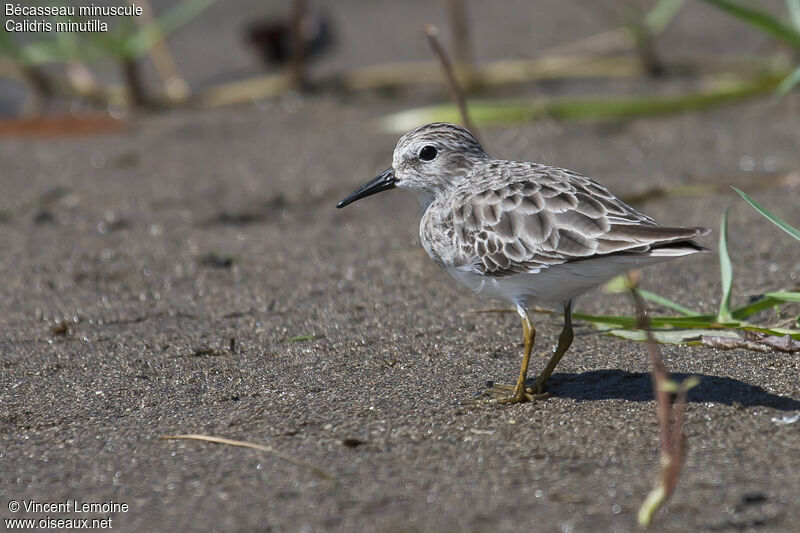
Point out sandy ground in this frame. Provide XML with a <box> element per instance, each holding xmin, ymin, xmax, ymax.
<box><xmin>2</xmin><ymin>1</ymin><xmax>800</xmax><ymax>532</ymax></box>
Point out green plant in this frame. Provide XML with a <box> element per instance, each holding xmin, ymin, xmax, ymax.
<box><xmin>1</xmin><ymin>0</ymin><xmax>214</xmax><ymax>66</ymax></box>
<box><xmin>380</xmin><ymin>0</ymin><xmax>799</xmax><ymax>131</ymax></box>
<box><xmin>84</xmin><ymin>0</ymin><xmax>216</xmax><ymax>61</ymax></box>
<box><xmin>0</xmin><ymin>0</ymin><xmax>217</xmax><ymax>107</ymax></box>
<box><xmin>732</xmin><ymin>186</ymin><xmax>800</xmax><ymax>241</ymax></box>
<box><xmin>702</xmin><ymin>0</ymin><xmax>800</xmax><ymax>94</ymax></box>
<box><xmin>573</xmin><ymin>208</ymin><xmax>800</xmax><ymax>350</ymax></box>
<box><xmin>380</xmin><ymin>74</ymin><xmax>781</xmax><ymax>132</ymax></box>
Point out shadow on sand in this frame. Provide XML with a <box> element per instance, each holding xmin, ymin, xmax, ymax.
<box><xmin>546</xmin><ymin>370</ymin><xmax>800</xmax><ymax>411</ymax></box>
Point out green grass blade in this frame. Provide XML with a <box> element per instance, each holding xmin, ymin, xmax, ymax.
<box><xmin>380</xmin><ymin>75</ymin><xmax>781</xmax><ymax>132</ymax></box>
<box><xmin>85</xmin><ymin>28</ymin><xmax>128</xmax><ymax>59</ymax></box>
<box><xmin>573</xmin><ymin>313</ymin><xmax>638</xmax><ymax>328</ymax></box>
<box><xmin>0</xmin><ymin>32</ymin><xmax>68</xmax><ymax>65</ymax></box>
<box><xmin>54</xmin><ymin>27</ymin><xmax>81</xmax><ymax>59</ymax></box>
<box><xmin>126</xmin><ymin>0</ymin><xmax>217</xmax><ymax>58</ymax></box>
<box><xmin>702</xmin><ymin>0</ymin><xmax>800</xmax><ymax>49</ymax></box>
<box><xmin>739</xmin><ymin>326</ymin><xmax>800</xmax><ymax>340</ymax></box>
<box><xmin>574</xmin><ymin>313</ymin><xmax>720</xmax><ymax>329</ymax></box>
<box><xmin>0</xmin><ymin>28</ymin><xmax>22</xmax><ymax>59</ymax></box>
<box><xmin>776</xmin><ymin>63</ymin><xmax>800</xmax><ymax>95</ymax></box>
<box><xmin>718</xmin><ymin>210</ymin><xmax>734</xmax><ymax>322</ymax></box>
<box><xmin>652</xmin><ymin>317</ymin><xmax>733</xmax><ymax>328</ymax></box>
<box><xmin>637</xmin><ymin>289</ymin><xmax>703</xmax><ymax>316</ymax></box>
<box><xmin>646</xmin><ymin>0</ymin><xmax>687</xmax><ymax>33</ymax></box>
<box><xmin>601</xmin><ymin>276</ymin><xmax>699</xmax><ymax>318</ymax></box>
<box><xmin>731</xmin><ymin>296</ymin><xmax>782</xmax><ymax>319</ymax></box>
<box><xmin>603</xmin><ymin>274</ymin><xmax>630</xmax><ymax>293</ymax></box>
<box><xmin>765</xmin><ymin>291</ymin><xmax>800</xmax><ymax>302</ymax></box>
<box><xmin>788</xmin><ymin>0</ymin><xmax>800</xmax><ymax>31</ymax></box>
<box><xmin>732</xmin><ymin>187</ymin><xmax>800</xmax><ymax>241</ymax></box>
<box><xmin>649</xmin><ymin>316</ymin><xmax>724</xmax><ymax>327</ymax></box>
<box><xmin>605</xmin><ymin>328</ymin><xmax>739</xmax><ymax>344</ymax></box>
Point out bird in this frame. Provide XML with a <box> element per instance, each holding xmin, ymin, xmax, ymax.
<box><xmin>337</xmin><ymin>122</ymin><xmax>708</xmax><ymax>404</ymax></box>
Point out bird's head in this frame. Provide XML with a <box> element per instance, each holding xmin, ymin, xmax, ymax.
<box><xmin>337</xmin><ymin>122</ymin><xmax>487</xmax><ymax>209</ymax></box>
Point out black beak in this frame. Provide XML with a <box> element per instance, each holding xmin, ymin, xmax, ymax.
<box><xmin>336</xmin><ymin>168</ymin><xmax>396</xmax><ymax>208</ymax></box>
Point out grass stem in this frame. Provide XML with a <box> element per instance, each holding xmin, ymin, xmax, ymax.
<box><xmin>425</xmin><ymin>24</ymin><xmax>480</xmax><ymax>142</ymax></box>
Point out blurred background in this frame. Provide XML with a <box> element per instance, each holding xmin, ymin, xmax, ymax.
<box><xmin>2</xmin><ymin>0</ymin><xmax>799</xmax><ymax>119</ymax></box>
<box><xmin>2</xmin><ymin>1</ymin><xmax>800</xmax><ymax>531</ymax></box>
<box><xmin>3</xmin><ymin>0</ymin><xmax>799</xmax><ymax>212</ymax></box>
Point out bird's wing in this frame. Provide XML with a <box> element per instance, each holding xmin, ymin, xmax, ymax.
<box><xmin>451</xmin><ymin>164</ymin><xmax>707</xmax><ymax>276</ymax></box>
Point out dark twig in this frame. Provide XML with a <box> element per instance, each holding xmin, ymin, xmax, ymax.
<box><xmin>21</xmin><ymin>65</ymin><xmax>54</xmax><ymax>100</ymax></box>
<box><xmin>626</xmin><ymin>271</ymin><xmax>696</xmax><ymax>527</ymax></box>
<box><xmin>129</xmin><ymin>0</ymin><xmax>189</xmax><ymax>102</ymax></box>
<box><xmin>17</xmin><ymin>64</ymin><xmax>55</xmax><ymax>115</ymax></box>
<box><xmin>444</xmin><ymin>0</ymin><xmax>474</xmax><ymax>67</ymax></box>
<box><xmin>627</xmin><ymin>0</ymin><xmax>665</xmax><ymax>76</ymax></box>
<box><xmin>288</xmin><ymin>0</ymin><xmax>308</xmax><ymax>89</ymax></box>
<box><xmin>424</xmin><ymin>24</ymin><xmax>481</xmax><ymax>143</ymax></box>
<box><xmin>121</xmin><ymin>58</ymin><xmax>148</xmax><ymax>107</ymax></box>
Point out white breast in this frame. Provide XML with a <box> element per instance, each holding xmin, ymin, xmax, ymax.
<box><xmin>445</xmin><ymin>253</ymin><xmax>677</xmax><ymax>308</ymax></box>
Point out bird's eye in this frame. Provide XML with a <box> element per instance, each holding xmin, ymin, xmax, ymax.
<box><xmin>419</xmin><ymin>145</ymin><xmax>438</xmax><ymax>161</ymax></box>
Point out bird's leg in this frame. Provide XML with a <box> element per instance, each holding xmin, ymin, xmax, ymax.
<box><xmin>529</xmin><ymin>300</ymin><xmax>574</xmax><ymax>394</ymax></box>
<box><xmin>504</xmin><ymin>305</ymin><xmax>537</xmax><ymax>401</ymax></box>
<box><xmin>462</xmin><ymin>304</ymin><xmax>547</xmax><ymax>404</ymax></box>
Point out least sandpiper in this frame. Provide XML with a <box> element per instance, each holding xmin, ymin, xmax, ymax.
<box><xmin>337</xmin><ymin>123</ymin><xmax>708</xmax><ymax>404</ymax></box>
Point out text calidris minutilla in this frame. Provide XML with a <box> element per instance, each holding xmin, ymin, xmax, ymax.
<box><xmin>337</xmin><ymin>123</ymin><xmax>708</xmax><ymax>404</ymax></box>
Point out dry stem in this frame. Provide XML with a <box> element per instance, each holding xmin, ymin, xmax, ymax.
<box><xmin>425</xmin><ymin>24</ymin><xmax>480</xmax><ymax>143</ymax></box>
<box><xmin>626</xmin><ymin>272</ymin><xmax>692</xmax><ymax>527</ymax></box>
<box><xmin>121</xmin><ymin>58</ymin><xmax>148</xmax><ymax>107</ymax></box>
<box><xmin>444</xmin><ymin>0</ymin><xmax>474</xmax><ymax>67</ymax></box>
<box><xmin>288</xmin><ymin>0</ymin><xmax>308</xmax><ymax>89</ymax></box>
<box><xmin>129</xmin><ymin>0</ymin><xmax>190</xmax><ymax>102</ymax></box>
<box><xmin>161</xmin><ymin>433</ymin><xmax>336</xmax><ymax>483</ymax></box>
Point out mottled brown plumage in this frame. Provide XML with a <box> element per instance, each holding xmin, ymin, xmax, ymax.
<box><xmin>425</xmin><ymin>159</ymin><xmax>706</xmax><ymax>278</ymax></box>
<box><xmin>337</xmin><ymin>122</ymin><xmax>709</xmax><ymax>404</ymax></box>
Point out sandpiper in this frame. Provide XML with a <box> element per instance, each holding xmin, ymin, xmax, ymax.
<box><xmin>337</xmin><ymin>123</ymin><xmax>708</xmax><ymax>404</ymax></box>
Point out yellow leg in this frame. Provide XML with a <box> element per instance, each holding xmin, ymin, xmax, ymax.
<box><xmin>506</xmin><ymin>305</ymin><xmax>536</xmax><ymax>402</ymax></box>
<box><xmin>530</xmin><ymin>300</ymin><xmax>574</xmax><ymax>394</ymax></box>
<box><xmin>462</xmin><ymin>304</ymin><xmax>546</xmax><ymax>405</ymax></box>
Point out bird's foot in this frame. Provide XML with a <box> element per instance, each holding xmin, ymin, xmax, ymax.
<box><xmin>488</xmin><ymin>381</ymin><xmax>548</xmax><ymax>395</ymax></box>
<box><xmin>460</xmin><ymin>381</ymin><xmax>549</xmax><ymax>405</ymax></box>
